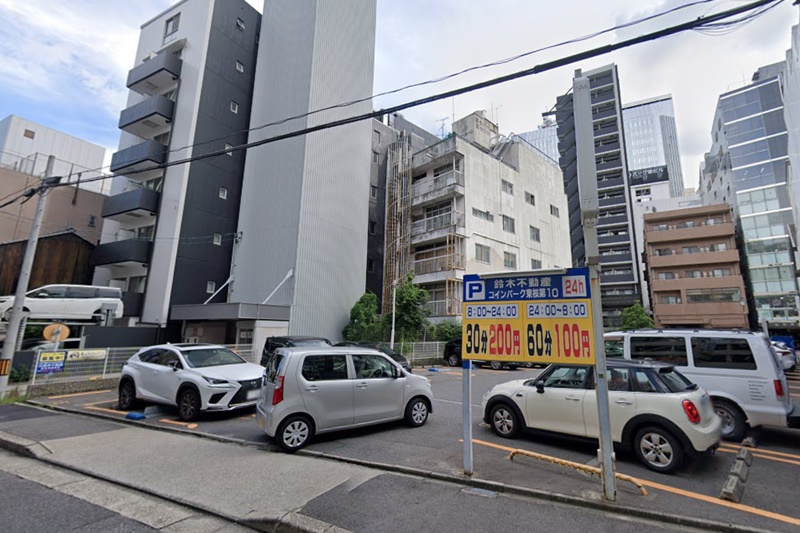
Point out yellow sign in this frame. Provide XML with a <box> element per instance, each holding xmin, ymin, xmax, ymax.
<box><xmin>43</xmin><ymin>323</ymin><xmax>70</xmax><ymax>342</ymax></box>
<box><xmin>462</xmin><ymin>269</ymin><xmax>595</xmax><ymax>365</ymax></box>
<box><xmin>39</xmin><ymin>351</ymin><xmax>66</xmax><ymax>364</ymax></box>
<box><xmin>65</xmin><ymin>349</ymin><xmax>107</xmax><ymax>361</ymax></box>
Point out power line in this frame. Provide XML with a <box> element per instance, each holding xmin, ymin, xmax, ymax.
<box><xmin>41</xmin><ymin>0</ymin><xmax>778</xmax><ymax>193</ymax></box>
<box><xmin>26</xmin><ymin>0</ymin><xmax>724</xmax><ymax>183</ymax></box>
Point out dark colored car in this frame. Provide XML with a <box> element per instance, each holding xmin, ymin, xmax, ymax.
<box><xmin>260</xmin><ymin>336</ymin><xmax>331</xmax><ymax>366</ymax></box>
<box><xmin>335</xmin><ymin>341</ymin><xmax>412</xmax><ymax>373</ymax></box>
<box><xmin>442</xmin><ymin>338</ymin><xmax>520</xmax><ymax>370</ymax></box>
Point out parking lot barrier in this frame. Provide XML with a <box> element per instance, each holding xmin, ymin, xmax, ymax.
<box><xmin>508</xmin><ymin>448</ymin><xmax>647</xmax><ymax>496</ymax></box>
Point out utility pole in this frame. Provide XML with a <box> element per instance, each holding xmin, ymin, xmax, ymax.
<box><xmin>0</xmin><ymin>156</ymin><xmax>57</xmax><ymax>395</ymax></box>
<box><xmin>573</xmin><ymin>72</ymin><xmax>617</xmax><ymax>501</ymax></box>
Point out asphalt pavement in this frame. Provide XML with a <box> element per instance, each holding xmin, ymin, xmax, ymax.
<box><xmin>1</xmin><ymin>365</ymin><xmax>799</xmax><ymax>532</ymax></box>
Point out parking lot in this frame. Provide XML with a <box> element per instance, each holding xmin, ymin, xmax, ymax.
<box><xmin>30</xmin><ymin>365</ymin><xmax>800</xmax><ymax>532</ymax></box>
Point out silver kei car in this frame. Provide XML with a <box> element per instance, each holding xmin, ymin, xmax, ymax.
<box><xmin>257</xmin><ymin>346</ymin><xmax>433</xmax><ymax>451</ymax></box>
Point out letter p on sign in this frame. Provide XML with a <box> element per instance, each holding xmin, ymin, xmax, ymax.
<box><xmin>465</xmin><ymin>280</ymin><xmax>485</xmax><ymax>301</ymax></box>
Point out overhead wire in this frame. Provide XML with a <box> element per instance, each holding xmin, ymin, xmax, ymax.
<box><xmin>37</xmin><ymin>0</ymin><xmax>780</xmax><ymax>193</ymax></box>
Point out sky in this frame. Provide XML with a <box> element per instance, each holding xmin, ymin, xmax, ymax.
<box><xmin>0</xmin><ymin>0</ymin><xmax>796</xmax><ymax>191</ymax></box>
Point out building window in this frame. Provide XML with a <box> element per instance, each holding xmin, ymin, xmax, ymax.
<box><xmin>206</xmin><ymin>281</ymin><xmax>216</xmax><ymax>294</ymax></box>
<box><xmin>472</xmin><ymin>208</ymin><xmax>493</xmax><ymax>222</ymax></box>
<box><xmin>475</xmin><ymin>243</ymin><xmax>490</xmax><ymax>264</ymax></box>
<box><xmin>529</xmin><ymin>225</ymin><xmax>540</xmax><ymax>242</ymax></box>
<box><xmin>525</xmin><ymin>191</ymin><xmax>535</xmax><ymax>205</ymax></box>
<box><xmin>373</xmin><ymin>130</ymin><xmax>380</xmax><ymax>144</ymax></box>
<box><xmin>225</xmin><ymin>143</ymin><xmax>233</xmax><ymax>155</ymax></box>
<box><xmin>88</xmin><ymin>215</ymin><xmax>96</xmax><ymax>228</ymax></box>
<box><xmin>372</xmin><ymin>151</ymin><xmax>379</xmax><ymax>164</ymax></box>
<box><xmin>635</xmin><ymin>188</ymin><xmax>651</xmax><ymax>197</ymax></box>
<box><xmin>213</xmin><ymin>233</ymin><xmax>222</xmax><ymax>246</ymax></box>
<box><xmin>370</xmin><ymin>185</ymin><xmax>378</xmax><ymax>199</ymax></box>
<box><xmin>367</xmin><ymin>258</ymin><xmax>374</xmax><ymax>273</ymax></box>
<box><xmin>219</xmin><ymin>187</ymin><xmax>228</xmax><ymax>200</ymax></box>
<box><xmin>682</xmin><ymin>246</ymin><xmax>700</xmax><ymax>254</ymax></box>
<box><xmin>655</xmin><ymin>248</ymin><xmax>673</xmax><ymax>256</ymax></box>
<box><xmin>651</xmin><ymin>224</ymin><xmax>668</xmax><ymax>231</ymax></box>
<box><xmin>135</xmin><ymin>225</ymin><xmax>155</xmax><ymax>241</ymax></box>
<box><xmin>705</xmin><ymin>218</ymin><xmax>724</xmax><ymax>226</ymax></box>
<box><xmin>236</xmin><ymin>18</ymin><xmax>245</xmax><ymax>31</ymax></box>
<box><xmin>550</xmin><ymin>205</ymin><xmax>560</xmax><ymax>218</ymax></box>
<box><xmin>504</xmin><ymin>252</ymin><xmax>517</xmax><ymax>270</ymax></box>
<box><xmin>230</xmin><ymin>101</ymin><xmax>239</xmax><ymax>114</ymax></box>
<box><xmin>709</xmin><ymin>243</ymin><xmax>728</xmax><ymax>252</ymax></box>
<box><xmin>712</xmin><ymin>268</ymin><xmax>732</xmax><ymax>277</ymax></box>
<box><xmin>369</xmin><ymin>221</ymin><xmax>377</xmax><ymax>235</ymax></box>
<box><xmin>235</xmin><ymin>60</ymin><xmax>244</xmax><ymax>73</ymax></box>
<box><xmin>502</xmin><ymin>215</ymin><xmax>515</xmax><ymax>234</ymax></box>
<box><xmin>660</xmin><ymin>295</ymin><xmax>681</xmax><ymax>304</ymax></box>
<box><xmin>657</xmin><ymin>272</ymin><xmax>675</xmax><ymax>280</ymax></box>
<box><xmin>531</xmin><ymin>259</ymin><xmax>542</xmax><ymax>269</ymax></box>
<box><xmin>685</xmin><ymin>270</ymin><xmax>702</xmax><ymax>278</ymax></box>
<box><xmin>164</xmin><ymin>14</ymin><xmax>180</xmax><ymax>39</ymax></box>
<box><xmin>501</xmin><ymin>180</ymin><xmax>514</xmax><ymax>195</ymax></box>
<box><xmin>23</xmin><ymin>129</ymin><xmax>35</xmax><ymax>140</ymax></box>
<box><xmin>677</xmin><ymin>221</ymin><xmax>695</xmax><ymax>229</ymax></box>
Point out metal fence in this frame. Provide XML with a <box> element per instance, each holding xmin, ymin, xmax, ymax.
<box><xmin>9</xmin><ymin>341</ymin><xmax>445</xmax><ymax>387</ymax></box>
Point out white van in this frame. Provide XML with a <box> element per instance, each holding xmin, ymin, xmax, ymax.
<box><xmin>605</xmin><ymin>329</ymin><xmax>799</xmax><ymax>441</ymax></box>
<box><xmin>0</xmin><ymin>284</ymin><xmax>124</xmax><ymax>322</ymax></box>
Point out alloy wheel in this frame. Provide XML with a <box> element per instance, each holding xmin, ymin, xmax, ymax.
<box><xmin>492</xmin><ymin>407</ymin><xmax>515</xmax><ymax>436</ymax></box>
<box><xmin>639</xmin><ymin>432</ymin><xmax>674</xmax><ymax>468</ymax></box>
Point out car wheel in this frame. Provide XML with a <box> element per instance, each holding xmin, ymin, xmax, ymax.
<box><xmin>490</xmin><ymin>361</ymin><xmax>503</xmax><ymax>370</ymax></box>
<box><xmin>447</xmin><ymin>354</ymin><xmax>460</xmax><ymax>367</ymax></box>
<box><xmin>118</xmin><ymin>380</ymin><xmax>139</xmax><ymax>411</ymax></box>
<box><xmin>277</xmin><ymin>415</ymin><xmax>313</xmax><ymax>452</ymax></box>
<box><xmin>178</xmin><ymin>388</ymin><xmax>201</xmax><ymax>422</ymax></box>
<box><xmin>713</xmin><ymin>399</ymin><xmax>747</xmax><ymax>441</ymax></box>
<box><xmin>405</xmin><ymin>398</ymin><xmax>429</xmax><ymax>427</ymax></box>
<box><xmin>634</xmin><ymin>426</ymin><xmax>683</xmax><ymax>474</ymax></box>
<box><xmin>490</xmin><ymin>403</ymin><xmax>520</xmax><ymax>438</ymax></box>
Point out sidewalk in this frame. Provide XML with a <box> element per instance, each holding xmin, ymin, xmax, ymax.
<box><xmin>0</xmin><ymin>402</ymin><xmax>792</xmax><ymax>533</ymax></box>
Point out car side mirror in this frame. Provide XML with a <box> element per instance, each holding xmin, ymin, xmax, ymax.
<box><xmin>169</xmin><ymin>361</ymin><xmax>181</xmax><ymax>371</ymax></box>
<box><xmin>535</xmin><ymin>380</ymin><xmax>545</xmax><ymax>394</ymax></box>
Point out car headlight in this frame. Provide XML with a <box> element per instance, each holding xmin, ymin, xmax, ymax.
<box><xmin>203</xmin><ymin>376</ymin><xmax>229</xmax><ymax>385</ymax></box>
<box><xmin>0</xmin><ymin>298</ymin><xmax>9</xmax><ymax>303</ymax></box>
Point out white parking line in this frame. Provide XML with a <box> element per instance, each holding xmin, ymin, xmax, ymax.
<box><xmin>434</xmin><ymin>398</ymin><xmax>482</xmax><ymax>408</ymax></box>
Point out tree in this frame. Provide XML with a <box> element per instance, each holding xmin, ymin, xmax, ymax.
<box><xmin>619</xmin><ymin>303</ymin><xmax>654</xmax><ymax>330</ymax></box>
<box><xmin>384</xmin><ymin>273</ymin><xmax>430</xmax><ymax>343</ymax></box>
<box><xmin>342</xmin><ymin>292</ymin><xmax>380</xmax><ymax>341</ymax></box>
<box><xmin>428</xmin><ymin>320</ymin><xmax>462</xmax><ymax>341</ymax></box>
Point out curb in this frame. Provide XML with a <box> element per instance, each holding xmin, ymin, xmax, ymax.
<box><xmin>19</xmin><ymin>400</ymin><xmax>769</xmax><ymax>533</ymax></box>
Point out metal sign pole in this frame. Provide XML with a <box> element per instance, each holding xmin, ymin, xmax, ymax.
<box><xmin>462</xmin><ymin>359</ymin><xmax>473</xmax><ymax>476</ymax></box>
<box><xmin>574</xmin><ymin>70</ymin><xmax>616</xmax><ymax>501</ymax></box>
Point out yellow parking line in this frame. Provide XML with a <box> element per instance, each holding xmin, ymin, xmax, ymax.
<box><xmin>470</xmin><ymin>439</ymin><xmax>800</xmax><ymax>527</ymax></box>
<box><xmin>720</xmin><ymin>444</ymin><xmax>800</xmax><ymax>461</ymax></box>
<box><xmin>48</xmin><ymin>390</ymin><xmax>111</xmax><ymax>400</ymax></box>
<box><xmin>160</xmin><ymin>419</ymin><xmax>198</xmax><ymax>430</ymax></box>
<box><xmin>85</xmin><ymin>405</ymin><xmax>126</xmax><ymax>416</ymax></box>
<box><xmin>717</xmin><ymin>447</ymin><xmax>800</xmax><ymax>467</ymax></box>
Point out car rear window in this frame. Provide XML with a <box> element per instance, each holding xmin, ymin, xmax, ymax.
<box><xmin>302</xmin><ymin>355</ymin><xmax>347</xmax><ymax>381</ymax></box>
<box><xmin>293</xmin><ymin>339</ymin><xmax>331</xmax><ymax>347</ymax></box>
<box><xmin>656</xmin><ymin>368</ymin><xmax>695</xmax><ymax>392</ymax></box>
<box><xmin>690</xmin><ymin>337</ymin><xmax>757</xmax><ymax>370</ymax></box>
<box><xmin>630</xmin><ymin>337</ymin><xmax>688</xmax><ymax>366</ymax></box>
<box><xmin>264</xmin><ymin>352</ymin><xmax>284</xmax><ymax>383</ymax></box>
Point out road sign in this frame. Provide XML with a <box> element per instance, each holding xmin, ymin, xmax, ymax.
<box><xmin>65</xmin><ymin>349</ymin><xmax>107</xmax><ymax>362</ymax></box>
<box><xmin>462</xmin><ymin>268</ymin><xmax>595</xmax><ymax>365</ymax></box>
<box><xmin>36</xmin><ymin>351</ymin><xmax>66</xmax><ymax>374</ymax></box>
<box><xmin>43</xmin><ymin>323</ymin><xmax>70</xmax><ymax>342</ymax></box>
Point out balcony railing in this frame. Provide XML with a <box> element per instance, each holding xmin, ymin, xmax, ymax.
<box><xmin>101</xmin><ymin>187</ymin><xmax>160</xmax><ymax>222</ymax></box>
<box><xmin>119</xmin><ymin>94</ymin><xmax>175</xmax><ymax>139</ymax></box>
<box><xmin>424</xmin><ymin>299</ymin><xmax>462</xmax><ymax>317</ymax></box>
<box><xmin>411</xmin><ymin>211</ymin><xmax>465</xmax><ymax>236</ymax></box>
<box><xmin>110</xmin><ymin>140</ymin><xmax>166</xmax><ymax>181</ymax></box>
<box><xmin>412</xmin><ymin>170</ymin><xmax>464</xmax><ymax>205</ymax></box>
<box><xmin>90</xmin><ymin>239</ymin><xmax>153</xmax><ymax>267</ymax></box>
<box><xmin>127</xmin><ymin>51</ymin><xmax>182</xmax><ymax>95</ymax></box>
<box><xmin>413</xmin><ymin>254</ymin><xmax>465</xmax><ymax>275</ymax></box>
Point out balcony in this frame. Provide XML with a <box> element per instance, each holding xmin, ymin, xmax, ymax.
<box><xmin>655</xmin><ymin>302</ymin><xmax>749</xmax><ymax>328</ymax></box>
<box><xmin>413</xmin><ymin>253</ymin><xmax>465</xmax><ymax>275</ymax></box>
<box><xmin>119</xmin><ymin>95</ymin><xmax>175</xmax><ymax>139</ymax></box>
<box><xmin>594</xmin><ymin>122</ymin><xmax>618</xmax><ymax>137</ymax></box>
<box><xmin>599</xmin><ymin>196</ymin><xmax>626</xmax><ymax>208</ymax></box>
<box><xmin>127</xmin><ymin>51</ymin><xmax>182</xmax><ymax>96</ymax></box>
<box><xmin>645</xmin><ymin>223</ymin><xmax>735</xmax><ymax>243</ymax></box>
<box><xmin>600</xmin><ymin>294</ymin><xmax>638</xmax><ymax>308</ymax></box>
<box><xmin>412</xmin><ymin>171</ymin><xmax>464</xmax><ymax>207</ymax></box>
<box><xmin>101</xmin><ymin>187</ymin><xmax>160</xmax><ymax>222</ymax></box>
<box><xmin>597</xmin><ymin>176</ymin><xmax>625</xmax><ymax>190</ymax></box>
<box><xmin>592</xmin><ymin>107</ymin><xmax>616</xmax><ymax>121</ymax></box>
<box><xmin>424</xmin><ymin>299</ymin><xmax>462</xmax><ymax>317</ymax></box>
<box><xmin>596</xmin><ymin>158</ymin><xmax>623</xmax><ymax>172</ymax></box>
<box><xmin>411</xmin><ymin>212</ymin><xmax>465</xmax><ymax>244</ymax></box>
<box><xmin>597</xmin><ymin>213</ymin><xmax>628</xmax><ymax>227</ymax></box>
<box><xmin>591</xmin><ymin>90</ymin><xmax>615</xmax><ymax>105</ymax></box>
<box><xmin>122</xmin><ymin>291</ymin><xmax>144</xmax><ymax>317</ymax></box>
<box><xmin>600</xmin><ymin>272</ymin><xmax>635</xmax><ymax>284</ymax></box>
<box><xmin>90</xmin><ymin>239</ymin><xmax>153</xmax><ymax>268</ymax></box>
<box><xmin>650</xmin><ymin>275</ymin><xmax>745</xmax><ymax>292</ymax></box>
<box><xmin>648</xmin><ymin>250</ymin><xmax>740</xmax><ymax>268</ymax></box>
<box><xmin>110</xmin><ymin>140</ymin><xmax>166</xmax><ymax>181</ymax></box>
<box><xmin>600</xmin><ymin>252</ymin><xmax>632</xmax><ymax>265</ymax></box>
<box><xmin>411</xmin><ymin>136</ymin><xmax>459</xmax><ymax>170</ymax></box>
<box><xmin>595</xmin><ymin>140</ymin><xmax>620</xmax><ymax>155</ymax></box>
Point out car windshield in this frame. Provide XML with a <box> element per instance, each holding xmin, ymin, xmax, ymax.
<box><xmin>604</xmin><ymin>339</ymin><xmax>624</xmax><ymax>357</ymax></box>
<box><xmin>657</xmin><ymin>367</ymin><xmax>696</xmax><ymax>393</ymax></box>
<box><xmin>293</xmin><ymin>339</ymin><xmax>331</xmax><ymax>347</ymax></box>
<box><xmin>181</xmin><ymin>347</ymin><xmax>245</xmax><ymax>368</ymax></box>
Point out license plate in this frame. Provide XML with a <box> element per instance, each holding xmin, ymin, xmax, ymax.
<box><xmin>247</xmin><ymin>389</ymin><xmax>260</xmax><ymax>400</ymax></box>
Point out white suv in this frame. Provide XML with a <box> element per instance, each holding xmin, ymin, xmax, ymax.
<box><xmin>119</xmin><ymin>344</ymin><xmax>264</xmax><ymax>421</ymax></box>
<box><xmin>257</xmin><ymin>346</ymin><xmax>433</xmax><ymax>451</ymax></box>
<box><xmin>0</xmin><ymin>284</ymin><xmax>123</xmax><ymax>322</ymax></box>
<box><xmin>605</xmin><ymin>329</ymin><xmax>799</xmax><ymax>441</ymax></box>
<box><xmin>482</xmin><ymin>359</ymin><xmax>721</xmax><ymax>473</ymax></box>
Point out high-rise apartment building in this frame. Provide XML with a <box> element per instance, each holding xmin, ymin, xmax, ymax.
<box><xmin>555</xmin><ymin>64</ymin><xmax>641</xmax><ymax>328</ymax></box>
<box><xmin>384</xmin><ymin>111</ymin><xmax>571</xmax><ymax>322</ymax></box>
<box><xmin>786</xmin><ymin>16</ymin><xmax>800</xmax><ymax>258</ymax></box>
<box><xmin>229</xmin><ymin>0</ymin><xmax>377</xmax><ymax>342</ymax></box>
<box><xmin>700</xmin><ymin>62</ymin><xmax>799</xmax><ymax>329</ymax></box>
<box><xmin>643</xmin><ymin>204</ymin><xmax>749</xmax><ymax>329</ymax></box>
<box><xmin>93</xmin><ymin>0</ymin><xmax>261</xmax><ymax>325</ymax></box>
<box><xmin>622</xmin><ymin>96</ymin><xmax>685</xmax><ymax>198</ymax></box>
